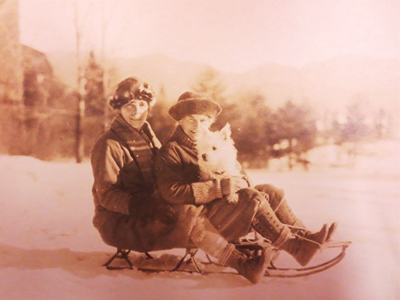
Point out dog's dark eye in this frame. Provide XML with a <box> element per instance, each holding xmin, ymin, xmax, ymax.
<box><xmin>212</xmin><ymin>147</ymin><xmax>217</xmax><ymax>151</ymax></box>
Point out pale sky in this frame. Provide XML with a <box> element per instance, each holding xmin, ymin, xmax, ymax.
<box><xmin>19</xmin><ymin>0</ymin><xmax>400</xmax><ymax>72</ymax></box>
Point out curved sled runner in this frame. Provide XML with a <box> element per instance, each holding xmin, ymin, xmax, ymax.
<box><xmin>265</xmin><ymin>240</ymin><xmax>351</xmax><ymax>278</ymax></box>
<box><xmin>103</xmin><ymin>239</ymin><xmax>351</xmax><ymax>278</ymax></box>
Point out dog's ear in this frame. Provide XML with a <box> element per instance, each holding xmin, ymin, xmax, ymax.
<box><xmin>220</xmin><ymin>123</ymin><xmax>232</xmax><ymax>140</ymax></box>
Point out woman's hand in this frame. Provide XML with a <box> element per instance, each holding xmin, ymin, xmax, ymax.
<box><xmin>129</xmin><ymin>192</ymin><xmax>156</xmax><ymax>220</ymax></box>
<box><xmin>220</xmin><ymin>177</ymin><xmax>248</xmax><ymax>196</ymax></box>
<box><xmin>225</xmin><ymin>194</ymin><xmax>239</xmax><ymax>203</ymax></box>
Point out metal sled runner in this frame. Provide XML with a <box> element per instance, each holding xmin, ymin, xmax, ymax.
<box><xmin>102</xmin><ymin>239</ymin><xmax>351</xmax><ymax>278</ymax></box>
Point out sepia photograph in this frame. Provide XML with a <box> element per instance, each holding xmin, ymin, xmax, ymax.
<box><xmin>0</xmin><ymin>0</ymin><xmax>399</xmax><ymax>299</ymax></box>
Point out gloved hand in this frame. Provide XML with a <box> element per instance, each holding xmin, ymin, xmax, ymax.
<box><xmin>154</xmin><ymin>202</ymin><xmax>177</xmax><ymax>225</ymax></box>
<box><xmin>129</xmin><ymin>192</ymin><xmax>156</xmax><ymax>220</ymax></box>
<box><xmin>220</xmin><ymin>176</ymin><xmax>248</xmax><ymax>196</ymax></box>
<box><xmin>225</xmin><ymin>193</ymin><xmax>239</xmax><ymax>203</ymax></box>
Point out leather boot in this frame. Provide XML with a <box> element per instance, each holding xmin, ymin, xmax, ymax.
<box><xmin>252</xmin><ymin>199</ymin><xmax>328</xmax><ymax>266</ymax></box>
<box><xmin>254</xmin><ymin>185</ymin><xmax>304</xmax><ymax>230</ymax></box>
<box><xmin>270</xmin><ymin>196</ymin><xmax>337</xmax><ymax>241</ymax></box>
<box><xmin>255</xmin><ymin>185</ymin><xmax>326</xmax><ymax>236</ymax></box>
<box><xmin>326</xmin><ymin>222</ymin><xmax>338</xmax><ymax>241</ymax></box>
<box><xmin>298</xmin><ymin>222</ymin><xmax>337</xmax><ymax>241</ymax></box>
<box><xmin>224</xmin><ymin>248</ymin><xmax>269</xmax><ymax>284</ymax></box>
<box><xmin>190</xmin><ymin>215</ymin><xmax>268</xmax><ymax>284</ymax></box>
<box><xmin>270</xmin><ymin>198</ymin><xmax>307</xmax><ymax>233</ymax></box>
<box><xmin>252</xmin><ymin>198</ymin><xmax>293</xmax><ymax>246</ymax></box>
<box><xmin>281</xmin><ymin>224</ymin><xmax>328</xmax><ymax>266</ymax></box>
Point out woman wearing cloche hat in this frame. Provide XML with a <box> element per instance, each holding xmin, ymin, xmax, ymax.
<box><xmin>91</xmin><ymin>76</ymin><xmax>171</xmax><ymax>251</ymax></box>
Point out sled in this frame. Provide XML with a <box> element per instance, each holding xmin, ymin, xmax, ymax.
<box><xmin>102</xmin><ymin>236</ymin><xmax>351</xmax><ymax>278</ymax></box>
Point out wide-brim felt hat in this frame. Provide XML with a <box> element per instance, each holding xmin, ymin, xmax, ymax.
<box><xmin>169</xmin><ymin>91</ymin><xmax>222</xmax><ymax>121</ymax></box>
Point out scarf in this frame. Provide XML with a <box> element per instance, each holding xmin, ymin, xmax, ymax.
<box><xmin>170</xmin><ymin>125</ymin><xmax>197</xmax><ymax>152</ymax></box>
<box><xmin>111</xmin><ymin>114</ymin><xmax>161</xmax><ymax>187</ymax></box>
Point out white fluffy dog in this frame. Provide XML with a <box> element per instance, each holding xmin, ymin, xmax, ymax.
<box><xmin>196</xmin><ymin>123</ymin><xmax>242</xmax><ymax>202</ymax></box>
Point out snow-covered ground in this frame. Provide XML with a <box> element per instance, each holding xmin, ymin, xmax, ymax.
<box><xmin>0</xmin><ymin>140</ymin><xmax>399</xmax><ymax>300</ymax></box>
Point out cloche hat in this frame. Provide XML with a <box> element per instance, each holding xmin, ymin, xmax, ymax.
<box><xmin>109</xmin><ymin>77</ymin><xmax>156</xmax><ymax>110</ymax></box>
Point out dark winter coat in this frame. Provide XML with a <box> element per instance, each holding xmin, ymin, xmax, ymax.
<box><xmin>155</xmin><ymin>126</ymin><xmax>261</xmax><ymax>241</ymax></box>
<box><xmin>91</xmin><ymin>114</ymin><xmax>201</xmax><ymax>252</ymax></box>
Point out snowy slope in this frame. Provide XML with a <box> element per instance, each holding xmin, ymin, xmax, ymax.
<box><xmin>0</xmin><ymin>140</ymin><xmax>399</xmax><ymax>300</ymax></box>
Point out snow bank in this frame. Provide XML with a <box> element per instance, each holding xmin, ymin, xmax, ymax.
<box><xmin>0</xmin><ymin>139</ymin><xmax>399</xmax><ymax>300</ymax></box>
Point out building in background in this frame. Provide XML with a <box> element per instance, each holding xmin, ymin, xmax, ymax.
<box><xmin>0</xmin><ymin>0</ymin><xmax>25</xmax><ymax>154</ymax></box>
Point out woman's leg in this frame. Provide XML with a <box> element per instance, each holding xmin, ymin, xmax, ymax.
<box><xmin>255</xmin><ymin>184</ymin><xmax>337</xmax><ymax>240</ymax></box>
<box><xmin>242</xmin><ymin>188</ymin><xmax>328</xmax><ymax>266</ymax></box>
<box><xmin>254</xmin><ymin>184</ymin><xmax>306</xmax><ymax>230</ymax></box>
<box><xmin>190</xmin><ymin>215</ymin><xmax>269</xmax><ymax>284</ymax></box>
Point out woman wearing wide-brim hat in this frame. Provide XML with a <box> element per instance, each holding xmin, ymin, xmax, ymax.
<box><xmin>156</xmin><ymin>91</ymin><xmax>336</xmax><ymax>274</ymax></box>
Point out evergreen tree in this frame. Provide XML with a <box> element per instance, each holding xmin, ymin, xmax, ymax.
<box><xmin>233</xmin><ymin>92</ymin><xmax>273</xmax><ymax>167</ymax></box>
<box><xmin>273</xmin><ymin>101</ymin><xmax>317</xmax><ymax>169</ymax></box>
<box><xmin>192</xmin><ymin>67</ymin><xmax>226</xmax><ymax>104</ymax></box>
<box><xmin>373</xmin><ymin>108</ymin><xmax>387</xmax><ymax>139</ymax></box>
<box><xmin>147</xmin><ymin>86</ymin><xmax>176</xmax><ymax>144</ymax></box>
<box><xmin>84</xmin><ymin>51</ymin><xmax>104</xmax><ymax>117</ymax></box>
<box><xmin>341</xmin><ymin>100</ymin><xmax>369</xmax><ymax>143</ymax></box>
<box><xmin>83</xmin><ymin>51</ymin><xmax>105</xmax><ymax>155</ymax></box>
<box><xmin>191</xmin><ymin>67</ymin><xmax>233</xmax><ymax>130</ymax></box>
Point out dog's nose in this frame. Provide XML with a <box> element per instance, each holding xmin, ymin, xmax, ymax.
<box><xmin>201</xmin><ymin>154</ymin><xmax>208</xmax><ymax>161</ymax></box>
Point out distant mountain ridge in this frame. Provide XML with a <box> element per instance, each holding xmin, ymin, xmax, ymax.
<box><xmin>47</xmin><ymin>52</ymin><xmax>400</xmax><ymax>113</ymax></box>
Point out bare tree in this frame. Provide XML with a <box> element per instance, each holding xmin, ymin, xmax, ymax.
<box><xmin>73</xmin><ymin>1</ymin><xmax>85</xmax><ymax>163</ymax></box>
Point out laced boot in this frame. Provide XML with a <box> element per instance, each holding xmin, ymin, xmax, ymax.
<box><xmin>297</xmin><ymin>222</ymin><xmax>337</xmax><ymax>242</ymax></box>
<box><xmin>281</xmin><ymin>224</ymin><xmax>328</xmax><ymax>266</ymax></box>
<box><xmin>223</xmin><ymin>248</ymin><xmax>269</xmax><ymax>284</ymax></box>
<box><xmin>270</xmin><ymin>197</ymin><xmax>337</xmax><ymax>241</ymax></box>
<box><xmin>252</xmin><ymin>199</ymin><xmax>328</xmax><ymax>266</ymax></box>
<box><xmin>251</xmin><ymin>198</ymin><xmax>293</xmax><ymax>246</ymax></box>
<box><xmin>190</xmin><ymin>216</ymin><xmax>268</xmax><ymax>284</ymax></box>
<box><xmin>255</xmin><ymin>186</ymin><xmax>310</xmax><ymax>234</ymax></box>
<box><xmin>270</xmin><ymin>197</ymin><xmax>308</xmax><ymax>233</ymax></box>
<box><xmin>326</xmin><ymin>222</ymin><xmax>338</xmax><ymax>241</ymax></box>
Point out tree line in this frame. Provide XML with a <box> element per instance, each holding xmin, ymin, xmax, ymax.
<box><xmin>2</xmin><ymin>53</ymin><xmax>392</xmax><ymax>169</ymax></box>
<box><xmin>149</xmin><ymin>68</ymin><xmax>391</xmax><ymax>169</ymax></box>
